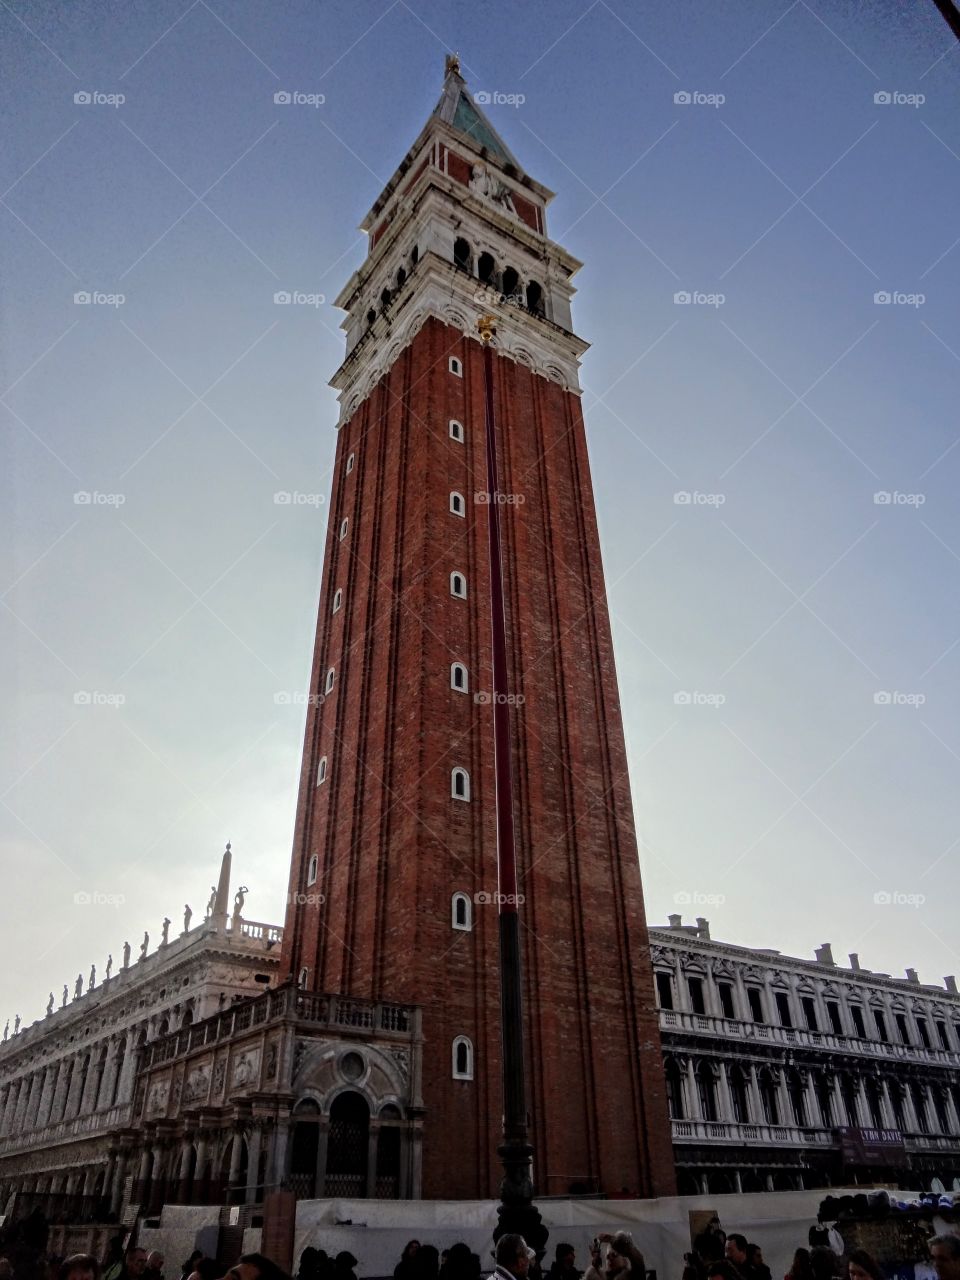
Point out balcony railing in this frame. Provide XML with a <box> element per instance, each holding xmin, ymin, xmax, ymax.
<box><xmin>659</xmin><ymin>1009</ymin><xmax>960</xmax><ymax>1068</ymax></box>
<box><xmin>672</xmin><ymin>1118</ymin><xmax>842</xmax><ymax>1147</ymax></box>
<box><xmin>139</xmin><ymin>982</ymin><xmax>414</xmax><ymax>1070</ymax></box>
<box><xmin>669</xmin><ymin>1117</ymin><xmax>960</xmax><ymax>1152</ymax></box>
<box><xmin>0</xmin><ymin>1102</ymin><xmax>133</xmax><ymax>1157</ymax></box>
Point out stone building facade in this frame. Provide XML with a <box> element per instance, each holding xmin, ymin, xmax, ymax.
<box><xmin>0</xmin><ymin>848</ymin><xmax>284</xmax><ymax>1220</ymax></box>
<box><xmin>0</xmin><ymin>848</ymin><xmax>423</xmax><ymax>1223</ymax></box>
<box><xmin>652</xmin><ymin>915</ymin><xmax>960</xmax><ymax>1194</ymax></box>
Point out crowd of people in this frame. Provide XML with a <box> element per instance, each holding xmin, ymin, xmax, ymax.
<box><xmin>681</xmin><ymin>1215</ymin><xmax>960</xmax><ymax>1280</ymax></box>
<box><xmin>0</xmin><ymin>1227</ymin><xmax>292</xmax><ymax>1280</ymax></box>
<box><xmin>1</xmin><ymin>1217</ymin><xmax>959</xmax><ymax>1280</ymax></box>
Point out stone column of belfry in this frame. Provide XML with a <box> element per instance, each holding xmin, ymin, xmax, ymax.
<box><xmin>280</xmin><ymin>55</ymin><xmax>675</xmax><ymax>1199</ymax></box>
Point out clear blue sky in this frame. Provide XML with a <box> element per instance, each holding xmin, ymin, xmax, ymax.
<box><xmin>4</xmin><ymin>0</ymin><xmax>960</xmax><ymax>1027</ymax></box>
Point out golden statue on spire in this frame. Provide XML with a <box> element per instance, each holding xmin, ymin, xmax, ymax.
<box><xmin>445</xmin><ymin>52</ymin><xmax>461</xmax><ymax>77</ymax></box>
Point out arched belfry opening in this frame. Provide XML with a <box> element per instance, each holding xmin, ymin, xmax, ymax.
<box><xmin>453</xmin><ymin>237</ymin><xmax>471</xmax><ymax>272</ymax></box>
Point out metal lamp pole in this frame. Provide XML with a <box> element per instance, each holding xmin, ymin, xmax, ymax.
<box><xmin>477</xmin><ymin>315</ymin><xmax>547</xmax><ymax>1255</ymax></box>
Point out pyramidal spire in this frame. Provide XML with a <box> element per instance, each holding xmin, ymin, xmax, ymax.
<box><xmin>432</xmin><ymin>53</ymin><xmax>520</xmax><ymax>169</ymax></box>
<box><xmin>211</xmin><ymin>840</ymin><xmax>232</xmax><ymax>931</ymax></box>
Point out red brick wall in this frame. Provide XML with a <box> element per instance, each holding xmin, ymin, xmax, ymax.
<box><xmin>282</xmin><ymin>317</ymin><xmax>675</xmax><ymax>1199</ymax></box>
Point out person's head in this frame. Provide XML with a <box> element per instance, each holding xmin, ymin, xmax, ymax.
<box><xmin>184</xmin><ymin>1257</ymin><xmax>204</xmax><ymax>1276</ymax></box>
<box><xmin>790</xmin><ymin>1250</ymin><xmax>811</xmax><ymax>1278</ymax></box>
<box><xmin>496</xmin><ymin>1237</ymin><xmax>529</xmax><ymax>1279</ymax></box>
<box><xmin>931</xmin><ymin>1237</ymin><xmax>960</xmax><ymax>1280</ymax></box>
<box><xmin>846</xmin><ymin>1252</ymin><xmax>884</xmax><ymax>1280</ymax></box>
<box><xmin>555</xmin><ymin>1248</ymin><xmax>575</xmax><ymax>1271</ymax></box>
<box><xmin>126</xmin><ymin>1253</ymin><xmax>148</xmax><ymax>1279</ymax></box>
<box><xmin>747</xmin><ymin>1248</ymin><xmax>764</xmax><ymax>1268</ymax></box>
<box><xmin>221</xmin><ymin>1256</ymin><xmax>294</xmax><ymax>1280</ymax></box>
<box><xmin>706</xmin><ymin>1264</ymin><xmax>735</xmax><ymax>1280</ymax></box>
<box><xmin>147</xmin><ymin>1258</ymin><xmax>164</xmax><ymax>1274</ymax></box>
<box><xmin>417</xmin><ymin>1248</ymin><xmax>439</xmax><ymax>1279</ymax></box>
<box><xmin>602</xmin><ymin>1246</ymin><xmax>628</xmax><ymax>1280</ymax></box>
<box><xmin>189</xmin><ymin>1261</ymin><xmax>221</xmax><ymax>1280</ymax></box>
<box><xmin>403</xmin><ymin>1247</ymin><xmax>420</xmax><ymax>1263</ymax></box>
<box><xmin>59</xmin><ymin>1256</ymin><xmax>99</xmax><ymax>1280</ymax></box>
<box><xmin>334</xmin><ymin>1258</ymin><xmax>356</xmax><ymax>1276</ymax></box>
<box><xmin>725</xmin><ymin>1239</ymin><xmax>748</xmax><ymax>1267</ymax></box>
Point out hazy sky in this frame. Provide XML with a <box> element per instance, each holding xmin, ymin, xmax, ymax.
<box><xmin>4</xmin><ymin>0</ymin><xmax>960</xmax><ymax>1029</ymax></box>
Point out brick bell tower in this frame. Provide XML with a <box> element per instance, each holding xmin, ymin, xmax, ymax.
<box><xmin>282</xmin><ymin>55</ymin><xmax>676</xmax><ymax>1201</ymax></box>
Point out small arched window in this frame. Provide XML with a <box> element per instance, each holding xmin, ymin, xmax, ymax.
<box><xmin>450</xmin><ymin>571</ymin><xmax>467</xmax><ymax>599</ymax></box>
<box><xmin>324</xmin><ymin>668</ymin><xmax>335</xmax><ymax>694</ymax></box>
<box><xmin>526</xmin><ymin>281</ymin><xmax>544</xmax><ymax>316</ymax></box>
<box><xmin>452</xmin><ymin>892</ymin><xmax>472</xmax><ymax>931</ymax></box>
<box><xmin>452</xmin><ymin>1035</ymin><xmax>474</xmax><ymax>1080</ymax></box>
<box><xmin>451</xmin><ymin>767</ymin><xmax>470</xmax><ymax>802</ymax></box>
<box><xmin>477</xmin><ymin>252</ymin><xmax>496</xmax><ymax>285</ymax></box>
<box><xmin>332</xmin><ymin>589</ymin><xmax>342</xmax><ymax>613</ymax></box>
<box><xmin>449</xmin><ymin>356</ymin><xmax>463</xmax><ymax>377</ymax></box>
<box><xmin>380</xmin><ymin>287</ymin><xmax>392</xmax><ymax>309</ymax></box>
<box><xmin>502</xmin><ymin>266</ymin><xmax>519</xmax><ymax>300</ymax></box>
<box><xmin>453</xmin><ymin>237</ymin><xmax>471</xmax><ymax>272</ymax></box>
<box><xmin>449</xmin><ymin>420</ymin><xmax>464</xmax><ymax>442</ymax></box>
<box><xmin>449</xmin><ymin>491</ymin><xmax>465</xmax><ymax>518</ymax></box>
<box><xmin>396</xmin><ymin>266</ymin><xmax>406</xmax><ymax>290</ymax></box>
<box><xmin>451</xmin><ymin>662</ymin><xmax>468</xmax><ymax>693</ymax></box>
<box><xmin>366</xmin><ymin>309</ymin><xmax>376</xmax><ymax>327</ymax></box>
<box><xmin>339</xmin><ymin>518</ymin><xmax>348</xmax><ymax>541</ymax></box>
<box><xmin>411</xmin><ymin>245</ymin><xmax>419</xmax><ymax>266</ymax></box>
<box><xmin>307</xmin><ymin>853</ymin><xmax>319</xmax><ymax>885</ymax></box>
<box><xmin>316</xmin><ymin>757</ymin><xmax>327</xmax><ymax>786</ymax></box>
<box><xmin>298</xmin><ymin>967</ymin><xmax>308</xmax><ymax>988</ymax></box>
<box><xmin>346</xmin><ymin>453</ymin><xmax>355</xmax><ymax>474</ymax></box>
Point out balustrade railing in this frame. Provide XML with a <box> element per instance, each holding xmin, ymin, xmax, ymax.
<box><xmin>659</xmin><ymin>1008</ymin><xmax>960</xmax><ymax>1068</ymax></box>
<box><xmin>137</xmin><ymin>982</ymin><xmax>414</xmax><ymax>1070</ymax></box>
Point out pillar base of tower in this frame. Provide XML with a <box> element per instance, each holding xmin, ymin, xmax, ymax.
<box><xmin>494</xmin><ymin>1141</ymin><xmax>549</xmax><ymax>1259</ymax></box>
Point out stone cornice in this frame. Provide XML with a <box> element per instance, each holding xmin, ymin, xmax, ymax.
<box><xmin>331</xmin><ymin>256</ymin><xmax>587</xmax><ymax>427</ymax></box>
<box><xmin>0</xmin><ymin>927</ymin><xmax>282</xmax><ymax>1077</ymax></box>
<box><xmin>649</xmin><ymin>928</ymin><xmax>959</xmax><ymax>1008</ymax></box>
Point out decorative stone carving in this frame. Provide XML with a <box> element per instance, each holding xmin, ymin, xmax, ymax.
<box><xmin>232</xmin><ymin>1051</ymin><xmax>258</xmax><ymax>1087</ymax></box>
<box><xmin>388</xmin><ymin>1047</ymin><xmax>410</xmax><ymax>1082</ymax></box>
<box><xmin>147</xmin><ymin>1079</ymin><xmax>169</xmax><ymax>1116</ymax></box>
<box><xmin>183</xmin><ymin>1064</ymin><xmax>210</xmax><ymax>1104</ymax></box>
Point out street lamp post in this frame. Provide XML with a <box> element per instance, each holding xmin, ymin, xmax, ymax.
<box><xmin>477</xmin><ymin>315</ymin><xmax>547</xmax><ymax>1257</ymax></box>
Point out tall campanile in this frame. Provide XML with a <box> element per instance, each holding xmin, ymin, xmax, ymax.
<box><xmin>282</xmin><ymin>57</ymin><xmax>676</xmax><ymax>1201</ymax></box>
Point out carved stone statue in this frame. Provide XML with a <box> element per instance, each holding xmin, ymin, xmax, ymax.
<box><xmin>139</xmin><ymin>931</ymin><xmax>149</xmax><ymax>960</ymax></box>
<box><xmin>105</xmin><ymin>954</ymin><xmax>113</xmax><ymax>980</ymax></box>
<box><xmin>161</xmin><ymin>917</ymin><xmax>171</xmax><ymax>946</ymax></box>
<box><xmin>233</xmin><ymin>885</ymin><xmax>248</xmax><ymax>918</ymax></box>
<box><xmin>469</xmin><ymin>163</ymin><xmax>516</xmax><ymax>214</ymax></box>
<box><xmin>206</xmin><ymin>885</ymin><xmax>217</xmax><ymax>916</ymax></box>
<box><xmin>13</xmin><ymin>1015</ymin><xmax>20</xmax><ymax>1035</ymax></box>
<box><xmin>62</xmin><ymin>985</ymin><xmax>68</xmax><ymax>1008</ymax></box>
<box><xmin>122</xmin><ymin>940</ymin><xmax>131</xmax><ymax>969</ymax></box>
<box><xmin>183</xmin><ymin>903</ymin><xmax>192</xmax><ymax>934</ymax></box>
<box><xmin>74</xmin><ymin>974</ymin><xmax>83</xmax><ymax>1000</ymax></box>
<box><xmin>46</xmin><ymin>993</ymin><xmax>54</xmax><ymax>1016</ymax></box>
<box><xmin>2</xmin><ymin>1021</ymin><xmax>7</xmax><ymax>1042</ymax></box>
<box><xmin>88</xmin><ymin>964</ymin><xmax>96</xmax><ymax>991</ymax></box>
